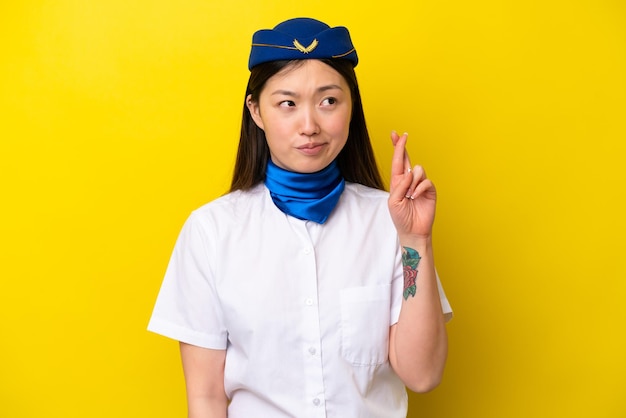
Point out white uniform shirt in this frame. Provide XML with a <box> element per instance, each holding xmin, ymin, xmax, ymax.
<box><xmin>148</xmin><ymin>182</ymin><xmax>452</xmax><ymax>418</ymax></box>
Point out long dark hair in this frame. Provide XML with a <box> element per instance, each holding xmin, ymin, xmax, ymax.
<box><xmin>230</xmin><ymin>59</ymin><xmax>385</xmax><ymax>192</ymax></box>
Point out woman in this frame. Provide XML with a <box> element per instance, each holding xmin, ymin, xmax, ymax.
<box><xmin>149</xmin><ymin>17</ymin><xmax>452</xmax><ymax>418</ymax></box>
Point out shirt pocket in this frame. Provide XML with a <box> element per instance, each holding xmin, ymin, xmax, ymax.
<box><xmin>340</xmin><ymin>284</ymin><xmax>391</xmax><ymax>366</ymax></box>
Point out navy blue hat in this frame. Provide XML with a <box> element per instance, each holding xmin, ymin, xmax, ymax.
<box><xmin>248</xmin><ymin>17</ymin><xmax>358</xmax><ymax>70</ymax></box>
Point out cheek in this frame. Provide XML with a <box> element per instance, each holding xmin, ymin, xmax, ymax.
<box><xmin>264</xmin><ymin>117</ymin><xmax>291</xmax><ymax>140</ymax></box>
<box><xmin>329</xmin><ymin>111</ymin><xmax>352</xmax><ymax>138</ymax></box>
<box><xmin>262</xmin><ymin>117</ymin><xmax>293</xmax><ymax>150</ymax></box>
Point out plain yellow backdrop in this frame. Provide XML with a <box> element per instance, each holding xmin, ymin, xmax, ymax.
<box><xmin>1</xmin><ymin>0</ymin><xmax>625</xmax><ymax>417</ymax></box>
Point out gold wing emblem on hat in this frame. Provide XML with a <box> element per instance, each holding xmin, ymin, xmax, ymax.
<box><xmin>293</xmin><ymin>38</ymin><xmax>318</xmax><ymax>54</ymax></box>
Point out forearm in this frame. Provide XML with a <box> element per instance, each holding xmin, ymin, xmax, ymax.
<box><xmin>390</xmin><ymin>236</ymin><xmax>448</xmax><ymax>393</ymax></box>
<box><xmin>187</xmin><ymin>395</ymin><xmax>228</xmax><ymax>418</ymax></box>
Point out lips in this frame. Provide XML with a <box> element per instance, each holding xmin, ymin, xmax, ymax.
<box><xmin>296</xmin><ymin>142</ymin><xmax>326</xmax><ymax>155</ymax></box>
<box><xmin>297</xmin><ymin>142</ymin><xmax>325</xmax><ymax>149</ymax></box>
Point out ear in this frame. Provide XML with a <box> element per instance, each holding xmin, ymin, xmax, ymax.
<box><xmin>246</xmin><ymin>94</ymin><xmax>264</xmax><ymax>130</ymax></box>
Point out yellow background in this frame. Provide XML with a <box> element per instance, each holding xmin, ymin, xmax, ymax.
<box><xmin>1</xmin><ymin>0</ymin><xmax>625</xmax><ymax>417</ymax></box>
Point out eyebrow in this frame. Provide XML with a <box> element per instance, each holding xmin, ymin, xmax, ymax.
<box><xmin>270</xmin><ymin>84</ymin><xmax>344</xmax><ymax>97</ymax></box>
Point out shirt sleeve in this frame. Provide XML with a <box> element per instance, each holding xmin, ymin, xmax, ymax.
<box><xmin>436</xmin><ymin>269</ymin><xmax>454</xmax><ymax>322</ymax></box>
<box><xmin>390</xmin><ymin>245</ymin><xmax>404</xmax><ymax>326</ymax></box>
<box><xmin>147</xmin><ymin>212</ymin><xmax>228</xmax><ymax>349</ymax></box>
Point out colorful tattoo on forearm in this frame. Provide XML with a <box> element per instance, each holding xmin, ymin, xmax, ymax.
<box><xmin>402</xmin><ymin>246</ymin><xmax>422</xmax><ymax>300</ymax></box>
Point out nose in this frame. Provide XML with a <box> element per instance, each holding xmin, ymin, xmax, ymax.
<box><xmin>299</xmin><ymin>106</ymin><xmax>320</xmax><ymax>136</ymax></box>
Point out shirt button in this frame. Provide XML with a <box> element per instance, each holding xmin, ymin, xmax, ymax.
<box><xmin>308</xmin><ymin>347</ymin><xmax>316</xmax><ymax>355</ymax></box>
<box><xmin>313</xmin><ymin>398</ymin><xmax>321</xmax><ymax>406</ymax></box>
<box><xmin>305</xmin><ymin>298</ymin><xmax>313</xmax><ymax>306</ymax></box>
<box><xmin>303</xmin><ymin>247</ymin><xmax>312</xmax><ymax>255</ymax></box>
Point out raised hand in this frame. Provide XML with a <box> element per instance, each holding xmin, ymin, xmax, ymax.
<box><xmin>387</xmin><ymin>131</ymin><xmax>437</xmax><ymax>241</ymax></box>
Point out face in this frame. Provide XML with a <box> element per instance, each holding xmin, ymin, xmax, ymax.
<box><xmin>247</xmin><ymin>60</ymin><xmax>352</xmax><ymax>173</ymax></box>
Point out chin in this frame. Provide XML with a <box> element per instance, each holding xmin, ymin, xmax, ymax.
<box><xmin>277</xmin><ymin>158</ymin><xmax>330</xmax><ymax>174</ymax></box>
<box><xmin>300</xmin><ymin>161</ymin><xmax>333</xmax><ymax>173</ymax></box>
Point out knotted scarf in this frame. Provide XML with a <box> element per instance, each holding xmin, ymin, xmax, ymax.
<box><xmin>264</xmin><ymin>159</ymin><xmax>345</xmax><ymax>224</ymax></box>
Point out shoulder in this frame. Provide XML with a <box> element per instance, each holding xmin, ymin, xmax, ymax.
<box><xmin>185</xmin><ymin>184</ymin><xmax>268</xmax><ymax>229</ymax></box>
<box><xmin>195</xmin><ymin>184</ymin><xmax>265</xmax><ymax>212</ymax></box>
<box><xmin>330</xmin><ymin>182</ymin><xmax>392</xmax><ymax>224</ymax></box>
<box><xmin>342</xmin><ymin>182</ymin><xmax>389</xmax><ymax>204</ymax></box>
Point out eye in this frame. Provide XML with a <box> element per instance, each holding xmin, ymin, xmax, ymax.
<box><xmin>279</xmin><ymin>100</ymin><xmax>296</xmax><ymax>107</ymax></box>
<box><xmin>321</xmin><ymin>97</ymin><xmax>337</xmax><ymax>106</ymax></box>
